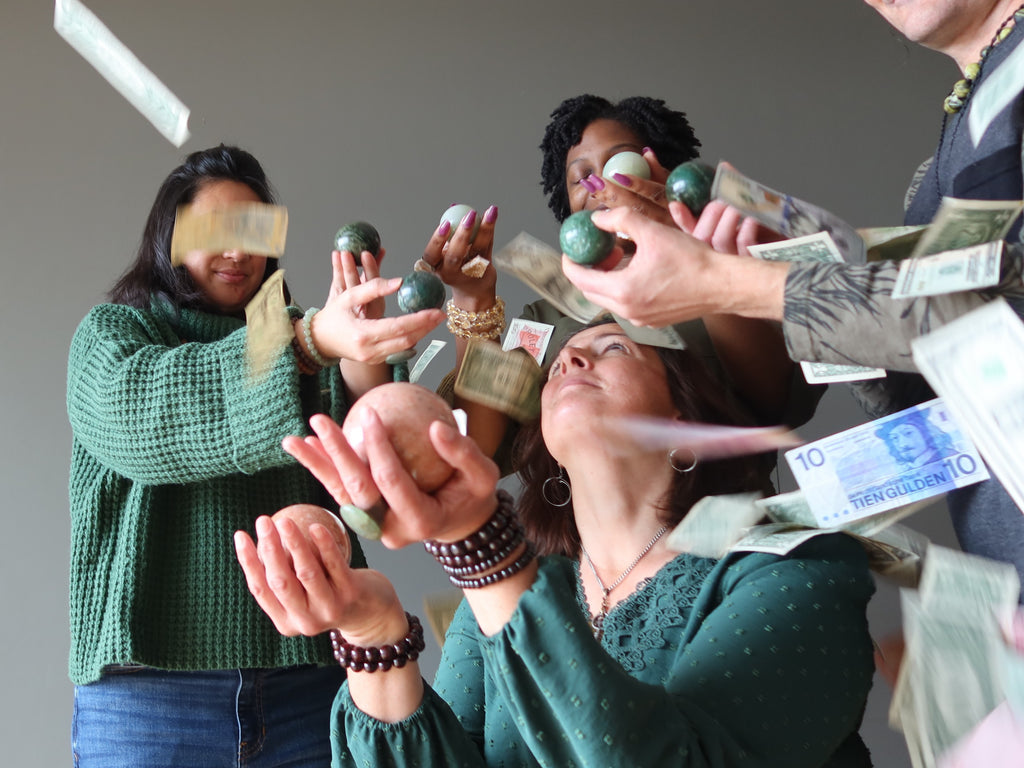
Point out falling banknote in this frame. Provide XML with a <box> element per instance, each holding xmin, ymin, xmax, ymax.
<box><xmin>454</xmin><ymin>340</ymin><xmax>542</xmax><ymax>422</ymax></box>
<box><xmin>712</xmin><ymin>164</ymin><xmax>865</xmax><ymax>262</ymax></box>
<box><xmin>785</xmin><ymin>398</ymin><xmax>989</xmax><ymax>527</ymax></box>
<box><xmin>908</xmin><ymin>196</ymin><xmax>1022</xmax><ymax>259</ymax></box>
<box><xmin>170</xmin><ymin>203</ymin><xmax>289</xmax><ymax>266</ymax></box>
<box><xmin>912</xmin><ymin>299</ymin><xmax>1024</xmax><ymax>515</ymax></box>
<box><xmin>54</xmin><ymin>0</ymin><xmax>191</xmax><ymax>147</ymax></box>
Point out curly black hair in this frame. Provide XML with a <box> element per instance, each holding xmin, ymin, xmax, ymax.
<box><xmin>540</xmin><ymin>95</ymin><xmax>701</xmax><ymax>222</ymax></box>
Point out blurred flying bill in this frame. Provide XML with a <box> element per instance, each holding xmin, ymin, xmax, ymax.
<box><xmin>170</xmin><ymin>203</ymin><xmax>288</xmax><ymax>266</ymax></box>
<box><xmin>712</xmin><ymin>164</ymin><xmax>865</xmax><ymax>262</ymax></box>
<box><xmin>408</xmin><ymin>339</ymin><xmax>447</xmax><ymax>384</ymax></box>
<box><xmin>908</xmin><ymin>196</ymin><xmax>1022</xmax><ymax>259</ymax></box>
<box><xmin>891</xmin><ymin>240</ymin><xmax>1003</xmax><ymax>299</ymax></box>
<box><xmin>603</xmin><ymin>416</ymin><xmax>800</xmax><ymax>459</ymax></box>
<box><xmin>454</xmin><ymin>340</ymin><xmax>542</xmax><ymax>422</ymax></box>
<box><xmin>786</xmin><ymin>398</ymin><xmax>989</xmax><ymax>527</ymax></box>
<box><xmin>243</xmin><ymin>269</ymin><xmax>290</xmax><ymax>381</ymax></box>
<box><xmin>54</xmin><ymin>0</ymin><xmax>190</xmax><ymax>147</ymax></box>
<box><xmin>912</xmin><ymin>299</ymin><xmax>1024</xmax><ymax>514</ymax></box>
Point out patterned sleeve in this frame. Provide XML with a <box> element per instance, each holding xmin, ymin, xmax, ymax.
<box><xmin>782</xmin><ymin>245</ymin><xmax>1024</xmax><ymax>372</ymax></box>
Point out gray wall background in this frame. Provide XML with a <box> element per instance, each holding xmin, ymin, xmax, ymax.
<box><xmin>2</xmin><ymin>1</ymin><xmax>961</xmax><ymax>765</ymax></box>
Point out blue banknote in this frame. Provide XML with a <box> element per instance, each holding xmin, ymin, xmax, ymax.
<box><xmin>786</xmin><ymin>398</ymin><xmax>990</xmax><ymax>526</ymax></box>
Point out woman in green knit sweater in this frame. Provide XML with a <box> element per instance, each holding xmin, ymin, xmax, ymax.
<box><xmin>66</xmin><ymin>145</ymin><xmax>443</xmax><ymax>767</ymax></box>
<box><xmin>237</xmin><ymin>320</ymin><xmax>876</xmax><ymax>768</ymax></box>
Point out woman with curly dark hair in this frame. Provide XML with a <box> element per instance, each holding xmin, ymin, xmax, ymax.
<box><xmin>425</xmin><ymin>95</ymin><xmax>816</xmax><ymax>469</ymax></box>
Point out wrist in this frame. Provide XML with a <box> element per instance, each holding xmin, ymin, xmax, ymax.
<box><xmin>302</xmin><ymin>307</ymin><xmax>342</xmax><ymax>366</ymax></box>
<box><xmin>450</xmin><ymin>289</ymin><xmax>497</xmax><ymax>314</ymax></box>
<box><xmin>709</xmin><ymin>252</ymin><xmax>789</xmax><ymax>322</ymax></box>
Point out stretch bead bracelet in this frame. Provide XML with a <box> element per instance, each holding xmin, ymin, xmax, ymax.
<box><xmin>424</xmin><ymin>490</ymin><xmax>535</xmax><ymax>588</ymax></box>
<box><xmin>291</xmin><ymin>336</ymin><xmax>322</xmax><ymax>376</ymax></box>
<box><xmin>329</xmin><ymin>612</ymin><xmax>425</xmax><ymax>673</ymax></box>
<box><xmin>445</xmin><ymin>297</ymin><xmax>506</xmax><ymax>341</ymax></box>
<box><xmin>302</xmin><ymin>307</ymin><xmax>341</xmax><ymax>368</ymax></box>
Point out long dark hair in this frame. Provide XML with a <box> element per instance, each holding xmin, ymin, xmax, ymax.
<box><xmin>540</xmin><ymin>95</ymin><xmax>701</xmax><ymax>223</ymax></box>
<box><xmin>513</xmin><ymin>334</ymin><xmax>762</xmax><ymax>557</ymax></box>
<box><xmin>108</xmin><ymin>144</ymin><xmax>281</xmax><ymax>312</ymax></box>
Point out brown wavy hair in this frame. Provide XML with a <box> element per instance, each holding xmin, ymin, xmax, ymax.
<box><xmin>512</xmin><ymin>331</ymin><xmax>763</xmax><ymax>557</ymax></box>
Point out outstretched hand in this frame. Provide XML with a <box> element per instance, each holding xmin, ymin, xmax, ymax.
<box><xmin>422</xmin><ymin>206</ymin><xmax>499</xmax><ymax>310</ymax></box>
<box><xmin>312</xmin><ymin>249</ymin><xmax>444</xmax><ymax>364</ymax></box>
<box><xmin>283</xmin><ymin>410</ymin><xmax>501</xmax><ymax>550</ymax></box>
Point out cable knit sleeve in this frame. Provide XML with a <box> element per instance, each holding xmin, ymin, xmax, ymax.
<box><xmin>67</xmin><ymin>303</ymin><xmax>309</xmax><ymax>484</ymax></box>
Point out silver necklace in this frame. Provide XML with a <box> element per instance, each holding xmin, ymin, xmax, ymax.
<box><xmin>581</xmin><ymin>526</ymin><xmax>668</xmax><ymax>641</ymax></box>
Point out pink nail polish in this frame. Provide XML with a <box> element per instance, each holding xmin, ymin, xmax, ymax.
<box><xmin>642</xmin><ymin>146</ymin><xmax>653</xmax><ymax>155</ymax></box>
<box><xmin>437</xmin><ymin>219</ymin><xmax>451</xmax><ymax>238</ymax></box>
<box><xmin>588</xmin><ymin>174</ymin><xmax>605</xmax><ymax>191</ymax></box>
<box><xmin>462</xmin><ymin>209</ymin><xmax>477</xmax><ymax>229</ymax></box>
<box><xmin>579</xmin><ymin>177</ymin><xmax>596</xmax><ymax>193</ymax></box>
<box><xmin>483</xmin><ymin>205</ymin><xmax>498</xmax><ymax>224</ymax></box>
<box><xmin>612</xmin><ymin>173</ymin><xmax>632</xmax><ymax>187</ymax></box>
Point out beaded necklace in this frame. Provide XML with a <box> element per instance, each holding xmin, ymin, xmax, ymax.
<box><xmin>945</xmin><ymin>5</ymin><xmax>1024</xmax><ymax>113</ymax></box>
<box><xmin>581</xmin><ymin>526</ymin><xmax>667</xmax><ymax>641</ymax></box>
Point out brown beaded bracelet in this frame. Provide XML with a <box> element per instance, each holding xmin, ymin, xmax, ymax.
<box><xmin>446</xmin><ymin>541</ymin><xmax>536</xmax><ymax>589</ymax></box>
<box><xmin>329</xmin><ymin>612</ymin><xmax>425</xmax><ymax>673</ymax></box>
<box><xmin>423</xmin><ymin>490</ymin><xmax>527</xmax><ymax>579</ymax></box>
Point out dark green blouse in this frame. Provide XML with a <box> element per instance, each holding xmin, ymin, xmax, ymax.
<box><xmin>331</xmin><ymin>534</ymin><xmax>875</xmax><ymax>767</ymax></box>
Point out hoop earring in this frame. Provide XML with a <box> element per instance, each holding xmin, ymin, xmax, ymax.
<box><xmin>668</xmin><ymin>448</ymin><xmax>698</xmax><ymax>473</ymax></box>
<box><xmin>542</xmin><ymin>465</ymin><xmax>572</xmax><ymax>507</ymax></box>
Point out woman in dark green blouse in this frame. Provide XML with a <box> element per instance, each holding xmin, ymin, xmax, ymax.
<box><xmin>237</xmin><ymin>321</ymin><xmax>875</xmax><ymax>767</ymax></box>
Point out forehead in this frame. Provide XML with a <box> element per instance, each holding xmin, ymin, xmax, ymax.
<box><xmin>567</xmin><ymin>119</ymin><xmax>644</xmax><ymax>161</ymax></box>
<box><xmin>191</xmin><ymin>179</ymin><xmax>261</xmax><ymax>211</ymax></box>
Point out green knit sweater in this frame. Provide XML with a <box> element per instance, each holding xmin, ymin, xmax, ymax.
<box><xmin>66</xmin><ymin>300</ymin><xmax>366</xmax><ymax>685</ymax></box>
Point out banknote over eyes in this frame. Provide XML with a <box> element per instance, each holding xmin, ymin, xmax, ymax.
<box><xmin>785</xmin><ymin>397</ymin><xmax>989</xmax><ymax>527</ymax></box>
<box><xmin>171</xmin><ymin>203</ymin><xmax>288</xmax><ymax>266</ymax></box>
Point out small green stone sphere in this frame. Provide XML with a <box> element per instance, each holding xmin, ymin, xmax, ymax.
<box><xmin>559</xmin><ymin>210</ymin><xmax>615</xmax><ymax>267</ymax></box>
<box><xmin>397</xmin><ymin>270</ymin><xmax>446</xmax><ymax>313</ymax></box>
<box><xmin>665</xmin><ymin>160</ymin><xmax>716</xmax><ymax>215</ymax></box>
<box><xmin>334</xmin><ymin>221</ymin><xmax>381</xmax><ymax>257</ymax></box>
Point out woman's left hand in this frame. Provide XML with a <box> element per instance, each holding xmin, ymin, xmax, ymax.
<box><xmin>234</xmin><ymin>512</ymin><xmax>403</xmax><ymax>640</ymax></box>
<box><xmin>283</xmin><ymin>411</ymin><xmax>501</xmax><ymax>549</ymax></box>
<box><xmin>328</xmin><ymin>248</ymin><xmax>387</xmax><ymax>319</ymax></box>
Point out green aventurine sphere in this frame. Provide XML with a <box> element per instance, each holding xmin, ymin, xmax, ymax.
<box><xmin>665</xmin><ymin>160</ymin><xmax>716</xmax><ymax>215</ymax></box>
<box><xmin>334</xmin><ymin>221</ymin><xmax>381</xmax><ymax>256</ymax></box>
<box><xmin>397</xmin><ymin>270</ymin><xmax>446</xmax><ymax>313</ymax></box>
<box><xmin>560</xmin><ymin>210</ymin><xmax>614</xmax><ymax>267</ymax></box>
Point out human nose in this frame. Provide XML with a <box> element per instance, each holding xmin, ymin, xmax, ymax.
<box><xmin>553</xmin><ymin>344</ymin><xmax>592</xmax><ymax>374</ymax></box>
<box><xmin>223</xmin><ymin>249</ymin><xmax>249</xmax><ymax>262</ymax></box>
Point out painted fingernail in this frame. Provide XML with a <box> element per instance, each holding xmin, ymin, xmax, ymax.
<box><xmin>436</xmin><ymin>219</ymin><xmax>451</xmax><ymax>238</ymax></box>
<box><xmin>462</xmin><ymin>209</ymin><xmax>477</xmax><ymax>229</ymax></box>
<box><xmin>612</xmin><ymin>173</ymin><xmax>632</xmax><ymax>187</ymax></box>
<box><xmin>579</xmin><ymin>177</ymin><xmax>596</xmax><ymax>193</ymax></box>
<box><xmin>642</xmin><ymin>146</ymin><xmax>653</xmax><ymax>155</ymax></box>
<box><xmin>483</xmin><ymin>205</ymin><xmax>498</xmax><ymax>224</ymax></box>
<box><xmin>587</xmin><ymin>174</ymin><xmax>605</xmax><ymax>191</ymax></box>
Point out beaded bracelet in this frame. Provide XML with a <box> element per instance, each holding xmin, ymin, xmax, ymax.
<box><xmin>329</xmin><ymin>612</ymin><xmax>425</xmax><ymax>673</ymax></box>
<box><xmin>447</xmin><ymin>542</ymin><xmax>536</xmax><ymax>589</ymax></box>
<box><xmin>302</xmin><ymin>307</ymin><xmax>341</xmax><ymax>368</ymax></box>
<box><xmin>424</xmin><ymin>490</ymin><xmax>535</xmax><ymax>588</ymax></box>
<box><xmin>445</xmin><ymin>297</ymin><xmax>506</xmax><ymax>341</ymax></box>
<box><xmin>291</xmin><ymin>337</ymin><xmax>322</xmax><ymax>376</ymax></box>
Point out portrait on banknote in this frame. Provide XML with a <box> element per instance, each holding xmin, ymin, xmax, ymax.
<box><xmin>875</xmin><ymin>410</ymin><xmax>956</xmax><ymax>471</ymax></box>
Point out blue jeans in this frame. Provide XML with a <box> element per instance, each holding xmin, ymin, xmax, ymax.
<box><xmin>72</xmin><ymin>664</ymin><xmax>344</xmax><ymax>767</ymax></box>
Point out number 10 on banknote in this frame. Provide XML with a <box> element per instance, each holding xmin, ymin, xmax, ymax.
<box><xmin>785</xmin><ymin>398</ymin><xmax>989</xmax><ymax>526</ymax></box>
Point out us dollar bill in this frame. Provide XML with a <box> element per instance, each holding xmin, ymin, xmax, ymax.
<box><xmin>909</xmin><ymin>196</ymin><xmax>1022</xmax><ymax>259</ymax></box>
<box><xmin>785</xmin><ymin>398</ymin><xmax>989</xmax><ymax>527</ymax></box>
<box><xmin>492</xmin><ymin>232</ymin><xmax>603</xmax><ymax>324</ymax></box>
<box><xmin>665</xmin><ymin>492</ymin><xmax>764</xmax><ymax>558</ymax></box>
<box><xmin>409</xmin><ymin>339</ymin><xmax>447</xmax><ymax>384</ymax></box>
<box><xmin>454</xmin><ymin>340</ymin><xmax>542</xmax><ymax>422</ymax></box>
<box><xmin>712</xmin><ymin>164</ymin><xmax>865</xmax><ymax>262</ymax></box>
<box><xmin>749</xmin><ymin>232</ymin><xmax>886</xmax><ymax>383</ymax></box>
<box><xmin>54</xmin><ymin>0</ymin><xmax>191</xmax><ymax>147</ymax></box>
<box><xmin>171</xmin><ymin>203</ymin><xmax>288</xmax><ymax>265</ymax></box>
<box><xmin>892</xmin><ymin>240</ymin><xmax>1003</xmax><ymax>298</ymax></box>
<box><xmin>859</xmin><ymin>225</ymin><xmax>928</xmax><ymax>263</ymax></box>
<box><xmin>244</xmin><ymin>270</ymin><xmax>291</xmax><ymax>381</ymax></box>
<box><xmin>912</xmin><ymin>299</ymin><xmax>1024</xmax><ymax>515</ymax></box>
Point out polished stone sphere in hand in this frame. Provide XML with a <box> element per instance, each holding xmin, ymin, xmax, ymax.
<box><xmin>560</xmin><ymin>210</ymin><xmax>615</xmax><ymax>267</ymax></box>
<box><xmin>272</xmin><ymin>504</ymin><xmax>352</xmax><ymax>564</ymax></box>
<box><xmin>665</xmin><ymin>160</ymin><xmax>716</xmax><ymax>215</ymax></box>
<box><xmin>334</xmin><ymin>221</ymin><xmax>381</xmax><ymax>257</ymax></box>
<box><xmin>397</xmin><ymin>270</ymin><xmax>446</xmax><ymax>313</ymax></box>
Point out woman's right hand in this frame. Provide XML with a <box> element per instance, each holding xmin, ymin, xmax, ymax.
<box><xmin>310</xmin><ymin>249</ymin><xmax>444</xmax><ymax>364</ymax></box>
<box><xmin>580</xmin><ymin>147</ymin><xmax>675</xmax><ymax>228</ymax></box>
<box><xmin>422</xmin><ymin>205</ymin><xmax>499</xmax><ymax>312</ymax></box>
<box><xmin>235</xmin><ymin>512</ymin><xmax>407</xmax><ymax>645</ymax></box>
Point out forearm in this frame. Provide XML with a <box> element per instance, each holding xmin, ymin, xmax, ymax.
<box><xmin>343</xmin><ymin>609</ymin><xmax>426</xmax><ymax>723</ymax></box>
<box><xmin>339</xmin><ymin>360</ymin><xmax>391</xmax><ymax>401</ymax></box>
